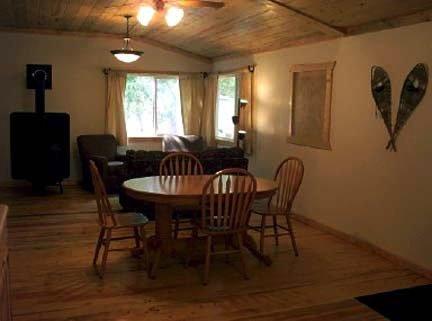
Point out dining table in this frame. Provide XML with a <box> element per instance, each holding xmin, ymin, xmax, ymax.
<box><xmin>122</xmin><ymin>175</ymin><xmax>278</xmax><ymax>276</ymax></box>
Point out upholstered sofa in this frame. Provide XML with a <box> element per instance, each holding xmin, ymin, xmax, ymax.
<box><xmin>126</xmin><ymin>147</ymin><xmax>248</xmax><ymax>177</ymax></box>
<box><xmin>119</xmin><ymin>147</ymin><xmax>248</xmax><ymax>215</ymax></box>
<box><xmin>78</xmin><ymin>134</ymin><xmax>248</xmax><ymax>196</ymax></box>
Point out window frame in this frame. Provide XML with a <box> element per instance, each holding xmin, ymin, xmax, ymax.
<box><xmin>215</xmin><ymin>73</ymin><xmax>239</xmax><ymax>143</ymax></box>
<box><xmin>124</xmin><ymin>73</ymin><xmax>183</xmax><ymax>139</ymax></box>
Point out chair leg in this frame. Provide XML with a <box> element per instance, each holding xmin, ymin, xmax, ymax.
<box><xmin>192</xmin><ymin>225</ymin><xmax>198</xmax><ymax>239</ymax></box>
<box><xmin>139</xmin><ymin>226</ymin><xmax>149</xmax><ymax>271</ymax></box>
<box><xmin>173</xmin><ymin>214</ymin><xmax>180</xmax><ymax>239</ymax></box>
<box><xmin>236</xmin><ymin>233</ymin><xmax>249</xmax><ymax>280</ymax></box>
<box><xmin>133</xmin><ymin>227</ymin><xmax>140</xmax><ymax>248</ymax></box>
<box><xmin>93</xmin><ymin>228</ymin><xmax>105</xmax><ymax>266</ymax></box>
<box><xmin>286</xmin><ymin>215</ymin><xmax>299</xmax><ymax>256</ymax></box>
<box><xmin>259</xmin><ymin>215</ymin><xmax>266</xmax><ymax>255</ymax></box>
<box><xmin>203</xmin><ymin>235</ymin><xmax>212</xmax><ymax>285</ymax></box>
<box><xmin>186</xmin><ymin>226</ymin><xmax>198</xmax><ymax>267</ymax></box>
<box><xmin>224</xmin><ymin>235</ymin><xmax>230</xmax><ymax>263</ymax></box>
<box><xmin>99</xmin><ymin>229</ymin><xmax>112</xmax><ymax>278</ymax></box>
<box><xmin>272</xmin><ymin>216</ymin><xmax>279</xmax><ymax>246</ymax></box>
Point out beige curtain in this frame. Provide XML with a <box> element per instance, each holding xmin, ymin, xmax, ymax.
<box><xmin>200</xmin><ymin>74</ymin><xmax>218</xmax><ymax>147</ymax></box>
<box><xmin>179</xmin><ymin>74</ymin><xmax>205</xmax><ymax>135</ymax></box>
<box><xmin>105</xmin><ymin>72</ymin><xmax>128</xmax><ymax>145</ymax></box>
<box><xmin>238</xmin><ymin>70</ymin><xmax>254</xmax><ymax>154</ymax></box>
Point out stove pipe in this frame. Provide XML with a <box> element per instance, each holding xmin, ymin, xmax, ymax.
<box><xmin>33</xmin><ymin>69</ymin><xmax>47</xmax><ymax>114</ymax></box>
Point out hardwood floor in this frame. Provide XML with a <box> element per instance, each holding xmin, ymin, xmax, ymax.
<box><xmin>1</xmin><ymin>186</ymin><xmax>429</xmax><ymax>321</ymax></box>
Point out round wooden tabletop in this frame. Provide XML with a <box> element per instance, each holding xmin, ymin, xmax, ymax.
<box><xmin>122</xmin><ymin>175</ymin><xmax>278</xmax><ymax>204</ymax></box>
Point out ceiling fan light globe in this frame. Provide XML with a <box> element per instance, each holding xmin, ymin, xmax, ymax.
<box><xmin>137</xmin><ymin>6</ymin><xmax>155</xmax><ymax>26</ymax></box>
<box><xmin>165</xmin><ymin>6</ymin><xmax>184</xmax><ymax>27</ymax></box>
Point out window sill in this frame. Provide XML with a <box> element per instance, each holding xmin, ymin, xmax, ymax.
<box><xmin>128</xmin><ymin>137</ymin><xmax>163</xmax><ymax>144</ymax></box>
<box><xmin>216</xmin><ymin>138</ymin><xmax>235</xmax><ymax>146</ymax></box>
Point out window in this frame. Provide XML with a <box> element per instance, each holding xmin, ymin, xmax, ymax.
<box><xmin>216</xmin><ymin>75</ymin><xmax>238</xmax><ymax>141</ymax></box>
<box><xmin>124</xmin><ymin>74</ymin><xmax>184</xmax><ymax>137</ymax></box>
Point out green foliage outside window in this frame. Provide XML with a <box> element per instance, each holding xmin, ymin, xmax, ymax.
<box><xmin>218</xmin><ymin>76</ymin><xmax>236</xmax><ymax>98</ymax></box>
<box><xmin>124</xmin><ymin>74</ymin><xmax>183</xmax><ymax>137</ymax></box>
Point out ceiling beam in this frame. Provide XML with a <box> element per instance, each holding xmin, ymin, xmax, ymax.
<box><xmin>212</xmin><ymin>33</ymin><xmax>337</xmax><ymax>62</ymax></box>
<box><xmin>265</xmin><ymin>0</ymin><xmax>346</xmax><ymax>37</ymax></box>
<box><xmin>0</xmin><ymin>26</ymin><xmax>212</xmax><ymax>64</ymax></box>
<box><xmin>346</xmin><ymin>7</ymin><xmax>432</xmax><ymax>35</ymax></box>
<box><xmin>134</xmin><ymin>35</ymin><xmax>212</xmax><ymax>64</ymax></box>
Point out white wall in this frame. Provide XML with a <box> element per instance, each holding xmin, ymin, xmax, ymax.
<box><xmin>0</xmin><ymin>32</ymin><xmax>211</xmax><ymax>184</ymax></box>
<box><xmin>214</xmin><ymin>22</ymin><xmax>432</xmax><ymax>270</ymax></box>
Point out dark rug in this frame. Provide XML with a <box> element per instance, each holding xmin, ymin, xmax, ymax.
<box><xmin>356</xmin><ymin>284</ymin><xmax>432</xmax><ymax>320</ymax></box>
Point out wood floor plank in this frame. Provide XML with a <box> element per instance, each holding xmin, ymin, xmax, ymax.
<box><xmin>2</xmin><ymin>186</ymin><xmax>428</xmax><ymax>321</ymax></box>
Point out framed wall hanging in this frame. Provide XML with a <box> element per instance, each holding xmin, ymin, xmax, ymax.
<box><xmin>287</xmin><ymin>62</ymin><xmax>336</xmax><ymax>150</ymax></box>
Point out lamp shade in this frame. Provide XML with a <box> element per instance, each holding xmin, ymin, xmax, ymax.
<box><xmin>239</xmin><ymin>99</ymin><xmax>248</xmax><ymax>107</ymax></box>
<box><xmin>165</xmin><ymin>7</ymin><xmax>184</xmax><ymax>27</ymax></box>
<box><xmin>238</xmin><ymin>130</ymin><xmax>247</xmax><ymax>140</ymax></box>
<box><xmin>110</xmin><ymin>49</ymin><xmax>143</xmax><ymax>63</ymax></box>
<box><xmin>137</xmin><ymin>6</ymin><xmax>155</xmax><ymax>26</ymax></box>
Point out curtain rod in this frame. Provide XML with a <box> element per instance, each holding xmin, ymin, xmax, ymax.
<box><xmin>215</xmin><ymin>64</ymin><xmax>256</xmax><ymax>75</ymax></box>
<box><xmin>103</xmin><ymin>68</ymin><xmax>206</xmax><ymax>76</ymax></box>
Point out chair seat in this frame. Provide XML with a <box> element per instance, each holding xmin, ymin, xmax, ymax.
<box><xmin>173</xmin><ymin>208</ymin><xmax>199</xmax><ymax>218</ymax></box>
<box><xmin>206</xmin><ymin>225</ymin><xmax>231</xmax><ymax>232</ymax></box>
<box><xmin>252</xmin><ymin>203</ymin><xmax>288</xmax><ymax>216</ymax></box>
<box><xmin>107</xmin><ymin>162</ymin><xmax>126</xmax><ymax>188</ymax></box>
<box><xmin>195</xmin><ymin>222</ymin><xmax>245</xmax><ymax>235</ymax></box>
<box><xmin>112</xmin><ymin>212</ymin><xmax>149</xmax><ymax>228</ymax></box>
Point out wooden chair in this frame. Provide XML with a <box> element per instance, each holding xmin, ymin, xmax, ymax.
<box><xmin>89</xmin><ymin>160</ymin><xmax>149</xmax><ymax>278</ymax></box>
<box><xmin>0</xmin><ymin>205</ymin><xmax>12</xmax><ymax>321</ymax></box>
<box><xmin>189</xmin><ymin>168</ymin><xmax>257</xmax><ymax>285</ymax></box>
<box><xmin>159</xmin><ymin>152</ymin><xmax>204</xmax><ymax>239</ymax></box>
<box><xmin>250</xmin><ymin>157</ymin><xmax>304</xmax><ymax>257</ymax></box>
<box><xmin>159</xmin><ymin>152</ymin><xmax>203</xmax><ymax>176</ymax></box>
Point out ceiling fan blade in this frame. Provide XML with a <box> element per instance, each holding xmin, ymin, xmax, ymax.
<box><xmin>174</xmin><ymin>1</ymin><xmax>225</xmax><ymax>9</ymax></box>
<box><xmin>105</xmin><ymin>1</ymin><xmax>147</xmax><ymax>9</ymax></box>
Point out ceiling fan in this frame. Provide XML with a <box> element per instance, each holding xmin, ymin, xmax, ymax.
<box><xmin>112</xmin><ymin>0</ymin><xmax>225</xmax><ymax>27</ymax></box>
<box><xmin>152</xmin><ymin>0</ymin><xmax>225</xmax><ymax>9</ymax></box>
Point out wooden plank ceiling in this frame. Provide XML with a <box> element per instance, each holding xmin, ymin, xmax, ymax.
<box><xmin>1</xmin><ymin>0</ymin><xmax>432</xmax><ymax>61</ymax></box>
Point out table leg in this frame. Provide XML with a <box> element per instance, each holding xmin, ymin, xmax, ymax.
<box><xmin>243</xmin><ymin>232</ymin><xmax>273</xmax><ymax>266</ymax></box>
<box><xmin>155</xmin><ymin>203</ymin><xmax>174</xmax><ymax>254</ymax></box>
<box><xmin>149</xmin><ymin>203</ymin><xmax>175</xmax><ymax>278</ymax></box>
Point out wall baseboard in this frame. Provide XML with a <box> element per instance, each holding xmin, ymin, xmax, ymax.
<box><xmin>292</xmin><ymin>213</ymin><xmax>432</xmax><ymax>281</ymax></box>
<box><xmin>0</xmin><ymin>179</ymin><xmax>80</xmax><ymax>188</ymax></box>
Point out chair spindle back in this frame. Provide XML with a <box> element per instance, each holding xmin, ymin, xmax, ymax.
<box><xmin>201</xmin><ymin>169</ymin><xmax>257</xmax><ymax>232</ymax></box>
<box><xmin>270</xmin><ymin>157</ymin><xmax>304</xmax><ymax>212</ymax></box>
<box><xmin>89</xmin><ymin>160</ymin><xmax>117</xmax><ymax>227</ymax></box>
<box><xmin>160</xmin><ymin>152</ymin><xmax>204</xmax><ymax>176</ymax></box>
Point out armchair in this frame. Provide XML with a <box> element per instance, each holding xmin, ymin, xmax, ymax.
<box><xmin>77</xmin><ymin>135</ymin><xmax>126</xmax><ymax>193</ymax></box>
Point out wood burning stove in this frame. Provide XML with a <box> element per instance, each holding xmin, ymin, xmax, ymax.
<box><xmin>10</xmin><ymin>65</ymin><xmax>70</xmax><ymax>193</ymax></box>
